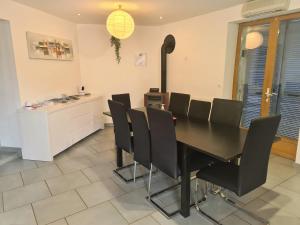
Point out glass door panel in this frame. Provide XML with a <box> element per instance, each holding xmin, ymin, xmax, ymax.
<box><xmin>270</xmin><ymin>19</ymin><xmax>300</xmax><ymax>140</ymax></box>
<box><xmin>236</xmin><ymin>24</ymin><xmax>271</xmax><ymax>128</ymax></box>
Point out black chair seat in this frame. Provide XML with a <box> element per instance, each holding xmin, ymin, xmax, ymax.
<box><xmin>196</xmin><ymin>162</ymin><xmax>239</xmax><ymax>194</ymax></box>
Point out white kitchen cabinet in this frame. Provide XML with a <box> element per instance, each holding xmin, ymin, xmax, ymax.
<box><xmin>19</xmin><ymin>95</ymin><xmax>104</xmax><ymax>161</ymax></box>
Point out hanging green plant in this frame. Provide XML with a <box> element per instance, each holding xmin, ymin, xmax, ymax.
<box><xmin>110</xmin><ymin>36</ymin><xmax>121</xmax><ymax>64</ymax></box>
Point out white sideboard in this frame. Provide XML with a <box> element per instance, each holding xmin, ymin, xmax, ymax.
<box><xmin>19</xmin><ymin>95</ymin><xmax>104</xmax><ymax>161</ymax></box>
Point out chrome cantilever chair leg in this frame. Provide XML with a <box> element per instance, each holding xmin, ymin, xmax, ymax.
<box><xmin>147</xmin><ymin>164</ymin><xmax>153</xmax><ymax>199</ymax></box>
<box><xmin>194</xmin><ymin>181</ymin><xmax>270</xmax><ymax>225</ymax></box>
<box><xmin>220</xmin><ymin>192</ymin><xmax>270</xmax><ymax>225</ymax></box>
<box><xmin>194</xmin><ymin>180</ymin><xmax>222</xmax><ymax>225</ymax></box>
<box><xmin>114</xmin><ymin>151</ymin><xmax>149</xmax><ymax>183</ymax></box>
<box><xmin>146</xmin><ymin>163</ymin><xmax>183</xmax><ymax>218</ymax></box>
<box><xmin>147</xmin><ymin>167</ymin><xmax>201</xmax><ymax>218</ymax></box>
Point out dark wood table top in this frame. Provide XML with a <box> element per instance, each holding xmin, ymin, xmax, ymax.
<box><xmin>103</xmin><ymin>108</ymin><xmax>247</xmax><ymax>162</ymax></box>
<box><xmin>175</xmin><ymin>119</ymin><xmax>246</xmax><ymax>161</ymax></box>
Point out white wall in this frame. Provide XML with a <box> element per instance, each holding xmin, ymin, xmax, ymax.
<box><xmin>77</xmin><ymin>24</ymin><xmax>161</xmax><ymax>116</ymax></box>
<box><xmin>159</xmin><ymin>0</ymin><xmax>300</xmax><ymax>101</ymax></box>
<box><xmin>158</xmin><ymin>5</ymin><xmax>242</xmax><ymax>102</ymax></box>
<box><xmin>0</xmin><ymin>20</ymin><xmax>21</xmax><ymax>147</ymax></box>
<box><xmin>0</xmin><ymin>0</ymin><xmax>81</xmax><ymax>104</ymax></box>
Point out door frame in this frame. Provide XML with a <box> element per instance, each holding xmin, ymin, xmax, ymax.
<box><xmin>232</xmin><ymin>12</ymin><xmax>300</xmax><ymax>160</ymax></box>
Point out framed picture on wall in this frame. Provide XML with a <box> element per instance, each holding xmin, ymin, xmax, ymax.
<box><xmin>26</xmin><ymin>32</ymin><xmax>73</xmax><ymax>61</ymax></box>
<box><xmin>135</xmin><ymin>53</ymin><xmax>147</xmax><ymax>67</ymax></box>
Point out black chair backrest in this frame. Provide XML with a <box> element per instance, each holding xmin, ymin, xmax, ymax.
<box><xmin>129</xmin><ymin>109</ymin><xmax>151</xmax><ymax>169</ymax></box>
<box><xmin>112</xmin><ymin>93</ymin><xmax>131</xmax><ymax>111</ymax></box>
<box><xmin>147</xmin><ymin>107</ymin><xmax>179</xmax><ymax>179</ymax></box>
<box><xmin>108</xmin><ymin>100</ymin><xmax>132</xmax><ymax>152</ymax></box>
<box><xmin>237</xmin><ymin>115</ymin><xmax>281</xmax><ymax>196</ymax></box>
<box><xmin>210</xmin><ymin>98</ymin><xmax>243</xmax><ymax>127</ymax></box>
<box><xmin>188</xmin><ymin>100</ymin><xmax>211</xmax><ymax>122</ymax></box>
<box><xmin>168</xmin><ymin>92</ymin><xmax>191</xmax><ymax>118</ymax></box>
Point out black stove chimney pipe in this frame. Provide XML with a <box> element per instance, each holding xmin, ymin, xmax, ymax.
<box><xmin>161</xmin><ymin>34</ymin><xmax>176</xmax><ymax>93</ymax></box>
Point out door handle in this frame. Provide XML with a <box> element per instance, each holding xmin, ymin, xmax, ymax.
<box><xmin>265</xmin><ymin>88</ymin><xmax>278</xmax><ymax>102</ymax></box>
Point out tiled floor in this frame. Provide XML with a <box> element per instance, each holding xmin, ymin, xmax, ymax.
<box><xmin>0</xmin><ymin>126</ymin><xmax>300</xmax><ymax>225</ymax></box>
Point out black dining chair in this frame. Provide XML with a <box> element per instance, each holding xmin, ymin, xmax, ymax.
<box><xmin>108</xmin><ymin>100</ymin><xmax>134</xmax><ymax>182</ymax></box>
<box><xmin>146</xmin><ymin>107</ymin><xmax>214</xmax><ymax>217</ymax></box>
<box><xmin>146</xmin><ymin>107</ymin><xmax>180</xmax><ymax>217</ymax></box>
<box><xmin>188</xmin><ymin>100</ymin><xmax>211</xmax><ymax>122</ymax></box>
<box><xmin>128</xmin><ymin>109</ymin><xmax>151</xmax><ymax>183</ymax></box>
<box><xmin>194</xmin><ymin>115</ymin><xmax>281</xmax><ymax>225</ymax></box>
<box><xmin>168</xmin><ymin>92</ymin><xmax>191</xmax><ymax>118</ymax></box>
<box><xmin>210</xmin><ymin>98</ymin><xmax>243</xmax><ymax>127</ymax></box>
<box><xmin>112</xmin><ymin>93</ymin><xmax>131</xmax><ymax>111</ymax></box>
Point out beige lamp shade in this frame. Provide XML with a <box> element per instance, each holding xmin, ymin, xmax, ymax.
<box><xmin>245</xmin><ymin>31</ymin><xmax>264</xmax><ymax>50</ymax></box>
<box><xmin>106</xmin><ymin>9</ymin><xmax>135</xmax><ymax>39</ymax></box>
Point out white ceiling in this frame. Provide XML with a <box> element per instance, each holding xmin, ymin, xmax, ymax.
<box><xmin>12</xmin><ymin>0</ymin><xmax>247</xmax><ymax>25</ymax></box>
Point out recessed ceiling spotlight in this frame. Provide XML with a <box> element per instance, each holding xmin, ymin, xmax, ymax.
<box><xmin>159</xmin><ymin>16</ymin><xmax>163</xmax><ymax>20</ymax></box>
<box><xmin>77</xmin><ymin>13</ymin><xmax>81</xmax><ymax>16</ymax></box>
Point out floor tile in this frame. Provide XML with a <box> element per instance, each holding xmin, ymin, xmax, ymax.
<box><xmin>220</xmin><ymin>215</ymin><xmax>250</xmax><ymax>225</ymax></box>
<box><xmin>66</xmin><ymin>202</ymin><xmax>128</xmax><ymax>225</ymax></box>
<box><xmin>90</xmin><ymin>140</ymin><xmax>116</xmax><ymax>153</ymax></box>
<box><xmin>235</xmin><ymin>198</ymin><xmax>300</xmax><ymax>225</ymax></box>
<box><xmin>111</xmin><ymin>188</ymin><xmax>154</xmax><ymax>223</ymax></box>
<box><xmin>0</xmin><ymin>149</ymin><xmax>20</xmax><ymax>167</ymax></box>
<box><xmin>131</xmin><ymin>216</ymin><xmax>160</xmax><ymax>225</ymax></box>
<box><xmin>21</xmin><ymin>164</ymin><xmax>62</xmax><ymax>185</ymax></box>
<box><xmin>48</xmin><ymin>219</ymin><xmax>68</xmax><ymax>225</ymax></box>
<box><xmin>226</xmin><ymin>187</ymin><xmax>268</xmax><ymax>204</ymax></box>
<box><xmin>111</xmin><ymin>173</ymin><xmax>149</xmax><ymax>193</ymax></box>
<box><xmin>0</xmin><ymin>192</ymin><xmax>3</xmax><ymax>213</ymax></box>
<box><xmin>268</xmin><ymin>160</ymin><xmax>298</xmax><ymax>180</ymax></box>
<box><xmin>0</xmin><ymin>159</ymin><xmax>36</xmax><ymax>177</ymax></box>
<box><xmin>35</xmin><ymin>160</ymin><xmax>54</xmax><ymax>168</ymax></box>
<box><xmin>270</xmin><ymin>156</ymin><xmax>296</xmax><ymax>167</ymax></box>
<box><xmin>82</xmin><ymin>162</ymin><xmax>115</xmax><ymax>182</ymax></box>
<box><xmin>152</xmin><ymin>207</ymin><xmax>213</xmax><ymax>225</ymax></box>
<box><xmin>75</xmin><ymin>136</ymin><xmax>99</xmax><ymax>148</ymax></box>
<box><xmin>0</xmin><ymin>205</ymin><xmax>36</xmax><ymax>225</ymax></box>
<box><xmin>32</xmin><ymin>190</ymin><xmax>86</xmax><ymax>225</ymax></box>
<box><xmin>46</xmin><ymin>171</ymin><xmax>90</xmax><ymax>195</ymax></box>
<box><xmin>259</xmin><ymin>186</ymin><xmax>300</xmax><ymax>217</ymax></box>
<box><xmin>0</xmin><ymin>173</ymin><xmax>23</xmax><ymax>192</ymax></box>
<box><xmin>3</xmin><ymin>181</ymin><xmax>51</xmax><ymax>211</ymax></box>
<box><xmin>111</xmin><ymin>169</ymin><xmax>172</xmax><ymax>194</ymax></box>
<box><xmin>77</xmin><ymin>179</ymin><xmax>124</xmax><ymax>207</ymax></box>
<box><xmin>1</xmin><ymin>127</ymin><xmax>299</xmax><ymax>225</ymax></box>
<box><xmin>91</xmin><ymin>129</ymin><xmax>115</xmax><ymax>141</ymax></box>
<box><xmin>88</xmin><ymin>150</ymin><xmax>116</xmax><ymax>165</ymax></box>
<box><xmin>279</xmin><ymin>174</ymin><xmax>300</xmax><ymax>194</ymax></box>
<box><xmin>149</xmin><ymin>176</ymin><xmax>193</xmax><ymax>208</ymax></box>
<box><xmin>110</xmin><ymin>151</ymin><xmax>134</xmax><ymax>167</ymax></box>
<box><xmin>55</xmin><ymin>157</ymin><xmax>93</xmax><ymax>174</ymax></box>
<box><xmin>263</xmin><ymin>174</ymin><xmax>286</xmax><ymax>190</ymax></box>
<box><xmin>196</xmin><ymin>193</ymin><xmax>237</xmax><ymax>222</ymax></box>
<box><xmin>64</xmin><ymin>145</ymin><xmax>96</xmax><ymax>159</ymax></box>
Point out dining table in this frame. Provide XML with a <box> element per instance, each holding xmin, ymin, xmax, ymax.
<box><xmin>103</xmin><ymin>107</ymin><xmax>250</xmax><ymax>217</ymax></box>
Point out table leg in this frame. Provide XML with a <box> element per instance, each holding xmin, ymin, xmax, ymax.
<box><xmin>116</xmin><ymin>147</ymin><xmax>123</xmax><ymax>167</ymax></box>
<box><xmin>180</xmin><ymin>144</ymin><xmax>191</xmax><ymax>217</ymax></box>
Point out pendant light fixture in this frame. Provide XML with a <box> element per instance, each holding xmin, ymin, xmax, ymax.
<box><xmin>106</xmin><ymin>5</ymin><xmax>135</xmax><ymax>39</ymax></box>
<box><xmin>245</xmin><ymin>31</ymin><xmax>264</xmax><ymax>50</ymax></box>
